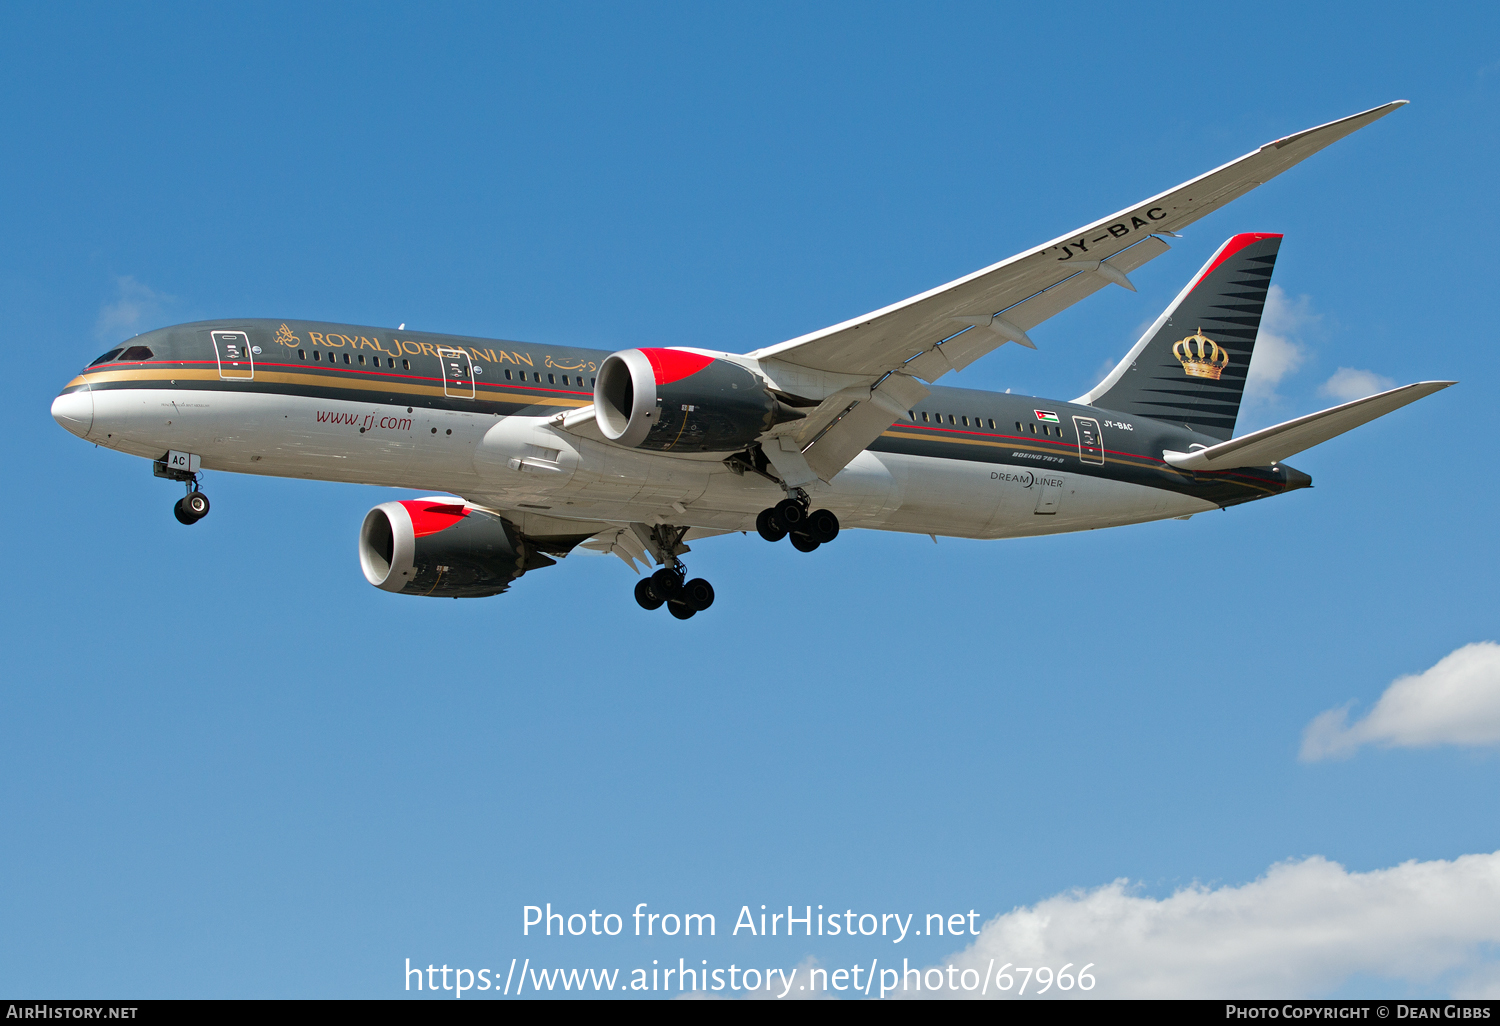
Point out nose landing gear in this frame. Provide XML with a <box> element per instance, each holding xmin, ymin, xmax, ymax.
<box><xmin>756</xmin><ymin>495</ymin><xmax>838</xmax><ymax>552</ymax></box>
<box><xmin>173</xmin><ymin>488</ymin><xmax>210</xmax><ymax>525</ymax></box>
<box><xmin>154</xmin><ymin>452</ymin><xmax>210</xmax><ymax>525</ymax></box>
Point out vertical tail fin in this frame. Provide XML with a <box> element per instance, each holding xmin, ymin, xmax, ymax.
<box><xmin>1077</xmin><ymin>233</ymin><xmax>1282</xmax><ymax>440</ymax></box>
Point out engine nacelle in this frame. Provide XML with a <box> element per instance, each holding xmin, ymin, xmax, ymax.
<box><xmin>593</xmin><ymin>348</ymin><xmax>798</xmax><ymax>452</ymax></box>
<box><xmin>358</xmin><ymin>499</ymin><xmax>554</xmax><ymax>598</ymax></box>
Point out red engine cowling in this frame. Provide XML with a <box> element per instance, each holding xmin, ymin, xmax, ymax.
<box><xmin>593</xmin><ymin>347</ymin><xmax>801</xmax><ymax>452</ymax></box>
<box><xmin>358</xmin><ymin>499</ymin><xmax>554</xmax><ymax>598</ymax></box>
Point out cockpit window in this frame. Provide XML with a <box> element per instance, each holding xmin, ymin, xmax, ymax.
<box><xmin>118</xmin><ymin>346</ymin><xmax>154</xmax><ymax>361</ymax></box>
<box><xmin>88</xmin><ymin>348</ymin><xmax>124</xmax><ymax>366</ymax></box>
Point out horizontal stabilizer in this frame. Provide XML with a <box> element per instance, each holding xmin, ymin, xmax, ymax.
<box><xmin>1162</xmin><ymin>381</ymin><xmax>1455</xmax><ymax>471</ymax></box>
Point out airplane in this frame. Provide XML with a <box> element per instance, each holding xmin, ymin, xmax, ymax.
<box><xmin>50</xmin><ymin>100</ymin><xmax>1452</xmax><ymax>619</ymax></box>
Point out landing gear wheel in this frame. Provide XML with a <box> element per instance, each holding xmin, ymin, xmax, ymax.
<box><xmin>774</xmin><ymin>498</ymin><xmax>806</xmax><ymax>528</ymax></box>
<box><xmin>807</xmin><ymin>508</ymin><xmax>839</xmax><ymax>543</ymax></box>
<box><xmin>634</xmin><ymin>578</ymin><xmax>665</xmax><ymax>610</ymax></box>
<box><xmin>683</xmin><ymin>578</ymin><xmax>715</xmax><ymax>611</ymax></box>
<box><xmin>667</xmin><ymin>600</ymin><xmax>697</xmax><ymax>620</ymax></box>
<box><xmin>651</xmin><ymin>567</ymin><xmax>682</xmax><ymax>600</ymax></box>
<box><xmin>789</xmin><ymin>531</ymin><xmax>820</xmax><ymax>553</ymax></box>
<box><xmin>173</xmin><ymin>494</ymin><xmax>209</xmax><ymax>525</ymax></box>
<box><xmin>756</xmin><ymin>508</ymin><xmax>788</xmax><ymax>542</ymax></box>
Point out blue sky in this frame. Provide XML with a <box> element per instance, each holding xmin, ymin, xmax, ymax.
<box><xmin>3</xmin><ymin>2</ymin><xmax>1498</xmax><ymax>999</ymax></box>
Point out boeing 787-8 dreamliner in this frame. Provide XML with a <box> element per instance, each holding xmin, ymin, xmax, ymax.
<box><xmin>51</xmin><ymin>101</ymin><xmax>1450</xmax><ymax>618</ymax></box>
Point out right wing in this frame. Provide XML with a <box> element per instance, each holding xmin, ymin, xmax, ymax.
<box><xmin>748</xmin><ymin>101</ymin><xmax>1408</xmax><ymax>483</ymax></box>
<box><xmin>752</xmin><ymin>100</ymin><xmax>1408</xmax><ymax>382</ymax></box>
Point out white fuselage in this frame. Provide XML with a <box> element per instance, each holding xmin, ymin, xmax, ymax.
<box><xmin>80</xmin><ymin>385</ymin><xmax>1215</xmax><ymax>540</ymax></box>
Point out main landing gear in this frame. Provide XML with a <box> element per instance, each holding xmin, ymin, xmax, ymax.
<box><xmin>634</xmin><ymin>567</ymin><xmax>715</xmax><ymax>619</ymax></box>
<box><xmin>755</xmin><ymin>496</ymin><xmax>839</xmax><ymax>552</ymax></box>
<box><xmin>630</xmin><ymin>523</ymin><xmax>715</xmax><ymax>619</ymax></box>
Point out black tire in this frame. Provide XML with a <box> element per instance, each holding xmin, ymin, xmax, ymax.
<box><xmin>184</xmin><ymin>492</ymin><xmax>210</xmax><ymax>518</ymax></box>
<box><xmin>808</xmin><ymin>508</ymin><xmax>839</xmax><ymax>543</ymax></box>
<box><xmin>756</xmin><ymin>508</ymin><xmax>788</xmax><ymax>542</ymax></box>
<box><xmin>173</xmin><ymin>498</ymin><xmax>199</xmax><ymax>525</ymax></box>
<box><xmin>667</xmin><ymin>600</ymin><xmax>696</xmax><ymax>620</ymax></box>
<box><xmin>651</xmin><ymin>567</ymin><xmax>682</xmax><ymax>599</ymax></box>
<box><xmin>789</xmin><ymin>531</ymin><xmax>820</xmax><ymax>553</ymax></box>
<box><xmin>634</xmin><ymin>578</ymin><xmax>665</xmax><ymax>610</ymax></box>
<box><xmin>683</xmin><ymin>578</ymin><xmax>715</xmax><ymax>611</ymax></box>
<box><xmin>775</xmin><ymin>498</ymin><xmax>806</xmax><ymax>527</ymax></box>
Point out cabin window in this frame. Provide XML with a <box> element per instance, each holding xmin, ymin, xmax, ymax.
<box><xmin>119</xmin><ymin>346</ymin><xmax>153</xmax><ymax>361</ymax></box>
<box><xmin>298</xmin><ymin>350</ymin><xmax>306</xmax><ymax>360</ymax></box>
<box><xmin>89</xmin><ymin>348</ymin><xmax>123</xmax><ymax>366</ymax></box>
<box><xmin>534</xmin><ymin>372</ymin><xmax>541</xmax><ymax>382</ymax></box>
<box><xmin>961</xmin><ymin>416</ymin><xmax>969</xmax><ymax>427</ymax></box>
<box><xmin>313</xmin><ymin>350</ymin><xmax>321</xmax><ymax>361</ymax></box>
<box><xmin>988</xmin><ymin>419</ymin><xmax>996</xmax><ymax>429</ymax></box>
<box><xmin>341</xmin><ymin>353</ymin><xmax>349</xmax><ymax>364</ymax></box>
<box><xmin>590</xmin><ymin>377</ymin><xmax>596</xmax><ymax>387</ymax></box>
<box><xmin>1015</xmin><ymin>421</ymin><xmax>1022</xmax><ymax>431</ymax></box>
<box><xmin>358</xmin><ymin>354</ymin><xmax>365</xmax><ymax>365</ymax></box>
<box><xmin>1029</xmin><ymin>423</ymin><xmax>1036</xmax><ymax>433</ymax></box>
<box><xmin>402</xmin><ymin>359</ymin><xmax>410</xmax><ymax>370</ymax></box>
<box><xmin>921</xmin><ymin>412</ymin><xmax>929</xmax><ymax>422</ymax></box>
<box><xmin>947</xmin><ymin>414</ymin><xmax>955</xmax><ymax>425</ymax></box>
<box><xmin>548</xmin><ymin>373</ymin><xmax>555</xmax><ymax>385</ymax></box>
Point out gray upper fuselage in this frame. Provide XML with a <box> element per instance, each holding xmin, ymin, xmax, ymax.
<box><xmin>63</xmin><ymin>318</ymin><xmax>1309</xmax><ymax>508</ymax></box>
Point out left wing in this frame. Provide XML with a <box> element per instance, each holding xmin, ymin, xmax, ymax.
<box><xmin>748</xmin><ymin>101</ymin><xmax>1407</xmax><ymax>484</ymax></box>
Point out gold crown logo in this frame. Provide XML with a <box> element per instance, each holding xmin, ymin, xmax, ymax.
<box><xmin>1172</xmin><ymin>327</ymin><xmax>1230</xmax><ymax>380</ymax></box>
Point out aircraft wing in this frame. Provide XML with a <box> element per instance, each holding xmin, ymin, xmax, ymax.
<box><xmin>752</xmin><ymin>101</ymin><xmax>1405</xmax><ymax>381</ymax></box>
<box><xmin>749</xmin><ymin>101</ymin><xmax>1407</xmax><ymax>484</ymax></box>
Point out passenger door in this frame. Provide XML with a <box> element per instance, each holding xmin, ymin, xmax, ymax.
<box><xmin>1072</xmin><ymin>415</ymin><xmax>1104</xmax><ymax>465</ymax></box>
<box><xmin>439</xmin><ymin>347</ymin><xmax>475</xmax><ymax>399</ymax></box>
<box><xmin>212</xmin><ymin>330</ymin><xmax>254</xmax><ymax>381</ymax></box>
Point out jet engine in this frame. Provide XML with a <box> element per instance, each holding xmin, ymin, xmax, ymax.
<box><xmin>593</xmin><ymin>347</ymin><xmax>802</xmax><ymax>452</ymax></box>
<box><xmin>358</xmin><ymin>498</ymin><xmax>554</xmax><ymax>598</ymax></box>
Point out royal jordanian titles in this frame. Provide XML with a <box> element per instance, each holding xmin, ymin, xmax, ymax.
<box><xmin>51</xmin><ymin>101</ymin><xmax>1452</xmax><ymax>618</ymax></box>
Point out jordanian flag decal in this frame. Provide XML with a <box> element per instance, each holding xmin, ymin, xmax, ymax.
<box><xmin>1034</xmin><ymin>410</ymin><xmax>1060</xmax><ymax>423</ymax></box>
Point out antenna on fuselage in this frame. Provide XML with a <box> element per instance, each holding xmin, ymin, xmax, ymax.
<box><xmin>398</xmin><ymin>323</ymin><xmax>405</xmax><ymax>330</ymax></box>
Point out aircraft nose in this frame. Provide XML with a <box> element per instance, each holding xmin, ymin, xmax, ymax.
<box><xmin>51</xmin><ymin>388</ymin><xmax>93</xmax><ymax>439</ymax></box>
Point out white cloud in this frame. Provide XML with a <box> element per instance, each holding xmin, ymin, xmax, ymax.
<box><xmin>1245</xmin><ymin>284</ymin><xmax>1316</xmax><ymax>404</ymax></box>
<box><xmin>907</xmin><ymin>850</ymin><xmax>1500</xmax><ymax>998</ymax></box>
<box><xmin>95</xmin><ymin>275</ymin><xmax>173</xmax><ymax>341</ymax></box>
<box><xmin>1320</xmin><ymin>367</ymin><xmax>1397</xmax><ymax>402</ymax></box>
<box><xmin>1301</xmin><ymin>642</ymin><xmax>1500</xmax><ymax>761</ymax></box>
